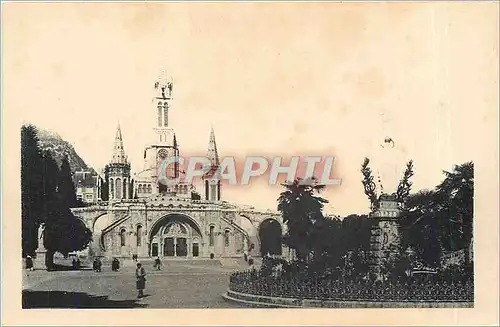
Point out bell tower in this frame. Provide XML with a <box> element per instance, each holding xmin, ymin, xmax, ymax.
<box><xmin>108</xmin><ymin>123</ymin><xmax>131</xmax><ymax>201</ymax></box>
<box><xmin>146</xmin><ymin>70</ymin><xmax>181</xmax><ymax>195</ymax></box>
<box><xmin>153</xmin><ymin>70</ymin><xmax>174</xmax><ymax>145</ymax></box>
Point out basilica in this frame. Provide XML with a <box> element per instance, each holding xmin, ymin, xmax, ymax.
<box><xmin>70</xmin><ymin>73</ymin><xmax>284</xmax><ymax>260</ymax></box>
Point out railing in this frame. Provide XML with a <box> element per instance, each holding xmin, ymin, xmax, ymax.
<box><xmin>229</xmin><ymin>270</ymin><xmax>473</xmax><ymax>302</ymax></box>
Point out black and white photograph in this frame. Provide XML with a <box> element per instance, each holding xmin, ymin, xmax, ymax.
<box><xmin>2</xmin><ymin>1</ymin><xmax>498</xmax><ymax>326</ymax></box>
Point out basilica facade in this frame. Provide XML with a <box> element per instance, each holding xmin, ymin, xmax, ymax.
<box><xmin>71</xmin><ymin>73</ymin><xmax>284</xmax><ymax>260</ymax></box>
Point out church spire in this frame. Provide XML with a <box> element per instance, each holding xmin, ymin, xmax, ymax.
<box><xmin>111</xmin><ymin>123</ymin><xmax>128</xmax><ymax>164</ymax></box>
<box><xmin>207</xmin><ymin>126</ymin><xmax>219</xmax><ymax>167</ymax></box>
<box><xmin>204</xmin><ymin>126</ymin><xmax>222</xmax><ymax>202</ymax></box>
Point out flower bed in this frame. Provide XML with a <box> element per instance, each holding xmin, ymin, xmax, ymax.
<box><xmin>229</xmin><ymin>269</ymin><xmax>473</xmax><ymax>302</ymax></box>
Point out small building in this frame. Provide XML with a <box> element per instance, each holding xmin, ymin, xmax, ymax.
<box><xmin>73</xmin><ymin>170</ymin><xmax>100</xmax><ymax>204</ymax></box>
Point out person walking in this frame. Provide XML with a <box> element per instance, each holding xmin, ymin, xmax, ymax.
<box><xmin>135</xmin><ymin>263</ymin><xmax>146</xmax><ymax>298</ymax></box>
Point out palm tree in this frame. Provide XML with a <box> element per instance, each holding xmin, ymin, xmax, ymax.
<box><xmin>277</xmin><ymin>177</ymin><xmax>328</xmax><ymax>266</ymax></box>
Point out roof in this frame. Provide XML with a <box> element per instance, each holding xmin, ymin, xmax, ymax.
<box><xmin>73</xmin><ymin>171</ymin><xmax>98</xmax><ymax>187</ymax></box>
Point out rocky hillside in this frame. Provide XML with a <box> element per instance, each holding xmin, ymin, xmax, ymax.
<box><xmin>36</xmin><ymin>127</ymin><xmax>94</xmax><ymax>173</ymax></box>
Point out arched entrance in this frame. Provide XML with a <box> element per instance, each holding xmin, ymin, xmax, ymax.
<box><xmin>149</xmin><ymin>214</ymin><xmax>202</xmax><ymax>258</ymax></box>
<box><xmin>258</xmin><ymin>219</ymin><xmax>282</xmax><ymax>256</ymax></box>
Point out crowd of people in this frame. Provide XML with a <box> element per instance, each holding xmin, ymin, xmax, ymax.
<box><xmin>229</xmin><ymin>269</ymin><xmax>474</xmax><ymax>302</ymax></box>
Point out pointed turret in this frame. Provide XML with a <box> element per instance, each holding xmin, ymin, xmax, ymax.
<box><xmin>207</xmin><ymin>126</ymin><xmax>220</xmax><ymax>167</ymax></box>
<box><xmin>111</xmin><ymin>123</ymin><xmax>128</xmax><ymax>164</ymax></box>
<box><xmin>173</xmin><ymin>133</ymin><xmax>178</xmax><ymax>148</ymax></box>
<box><xmin>108</xmin><ymin>122</ymin><xmax>131</xmax><ymax>201</ymax></box>
<box><xmin>204</xmin><ymin>126</ymin><xmax>221</xmax><ymax>202</ymax></box>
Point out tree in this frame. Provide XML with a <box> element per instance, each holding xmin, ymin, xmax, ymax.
<box><xmin>39</xmin><ymin>151</ymin><xmax>93</xmax><ymax>269</ymax></box>
<box><xmin>43</xmin><ymin>192</ymin><xmax>92</xmax><ymax>270</ymax></box>
<box><xmin>40</xmin><ymin>150</ymin><xmax>60</xmax><ymax>246</ymax></box>
<box><xmin>435</xmin><ymin>162</ymin><xmax>474</xmax><ymax>253</ymax></box>
<box><xmin>309</xmin><ymin>216</ymin><xmax>343</xmax><ymax>270</ymax></box>
<box><xmin>277</xmin><ymin>177</ymin><xmax>328</xmax><ymax>265</ymax></box>
<box><xmin>400</xmin><ymin>162</ymin><xmax>474</xmax><ymax>267</ymax></box>
<box><xmin>21</xmin><ymin>125</ymin><xmax>44</xmax><ymax>257</ymax></box>
<box><xmin>361</xmin><ymin>158</ymin><xmax>379</xmax><ymax>212</ymax></box>
<box><xmin>400</xmin><ymin>190</ymin><xmax>441</xmax><ymax>267</ymax></box>
<box><xmin>58</xmin><ymin>155</ymin><xmax>77</xmax><ymax>208</ymax></box>
<box><xmin>340</xmin><ymin>214</ymin><xmax>373</xmax><ymax>253</ymax></box>
<box><xmin>396</xmin><ymin>160</ymin><xmax>414</xmax><ymax>205</ymax></box>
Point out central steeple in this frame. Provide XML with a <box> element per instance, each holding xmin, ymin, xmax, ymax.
<box><xmin>153</xmin><ymin>70</ymin><xmax>174</xmax><ymax>145</ymax></box>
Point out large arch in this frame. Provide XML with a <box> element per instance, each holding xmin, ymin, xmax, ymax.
<box><xmin>91</xmin><ymin>214</ymin><xmax>115</xmax><ymax>253</ymax></box>
<box><xmin>148</xmin><ymin>213</ymin><xmax>204</xmax><ymax>258</ymax></box>
<box><xmin>258</xmin><ymin>218</ymin><xmax>283</xmax><ymax>256</ymax></box>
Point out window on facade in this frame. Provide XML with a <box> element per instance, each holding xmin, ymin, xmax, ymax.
<box><xmin>210</xmin><ymin>184</ymin><xmax>217</xmax><ymax>201</ymax></box>
<box><xmin>148</xmin><ymin>185</ymin><xmax>152</xmax><ymax>193</ymax></box>
<box><xmin>205</xmin><ymin>180</ymin><xmax>209</xmax><ymax>200</ymax></box>
<box><xmin>158</xmin><ymin>106</ymin><xmax>162</xmax><ymax>127</ymax></box>
<box><xmin>224</xmin><ymin>230</ymin><xmax>230</xmax><ymax>247</ymax></box>
<box><xmin>163</xmin><ymin>104</ymin><xmax>168</xmax><ymax>127</ymax></box>
<box><xmin>110</xmin><ymin>181</ymin><xmax>114</xmax><ymax>199</ymax></box>
<box><xmin>209</xmin><ymin>226</ymin><xmax>215</xmax><ymax>246</ymax></box>
<box><xmin>115</xmin><ymin>178</ymin><xmax>121</xmax><ymax>199</ymax></box>
<box><xmin>120</xmin><ymin>229</ymin><xmax>126</xmax><ymax>246</ymax></box>
<box><xmin>137</xmin><ymin>225</ymin><xmax>143</xmax><ymax>246</ymax></box>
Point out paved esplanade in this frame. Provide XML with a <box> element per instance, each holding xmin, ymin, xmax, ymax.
<box><xmin>22</xmin><ymin>258</ymin><xmax>251</xmax><ymax>308</ymax></box>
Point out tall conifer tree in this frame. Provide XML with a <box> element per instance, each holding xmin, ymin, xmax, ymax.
<box><xmin>21</xmin><ymin>125</ymin><xmax>44</xmax><ymax>256</ymax></box>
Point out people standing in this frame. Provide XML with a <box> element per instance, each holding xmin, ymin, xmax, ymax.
<box><xmin>112</xmin><ymin>258</ymin><xmax>120</xmax><ymax>271</ymax></box>
<box><xmin>248</xmin><ymin>254</ymin><xmax>254</xmax><ymax>266</ymax></box>
<box><xmin>25</xmin><ymin>255</ymin><xmax>34</xmax><ymax>271</ymax></box>
<box><xmin>154</xmin><ymin>256</ymin><xmax>162</xmax><ymax>271</ymax></box>
<box><xmin>93</xmin><ymin>257</ymin><xmax>102</xmax><ymax>272</ymax></box>
<box><xmin>135</xmin><ymin>263</ymin><xmax>147</xmax><ymax>298</ymax></box>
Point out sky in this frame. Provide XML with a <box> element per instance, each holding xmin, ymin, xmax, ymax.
<box><xmin>4</xmin><ymin>2</ymin><xmax>498</xmax><ymax>216</ymax></box>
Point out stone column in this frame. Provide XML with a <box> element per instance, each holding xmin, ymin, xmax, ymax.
<box><xmin>124</xmin><ymin>178</ymin><xmax>128</xmax><ymax>199</ymax></box>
